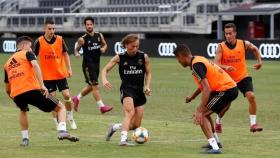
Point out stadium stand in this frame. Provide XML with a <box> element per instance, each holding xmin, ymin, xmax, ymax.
<box><xmin>0</xmin><ymin>0</ymin><xmax>255</xmax><ymax>34</ymax></box>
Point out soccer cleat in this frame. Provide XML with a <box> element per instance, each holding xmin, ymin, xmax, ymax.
<box><xmin>201</xmin><ymin>142</ymin><xmax>222</xmax><ymax>149</ymax></box>
<box><xmin>250</xmin><ymin>123</ymin><xmax>263</xmax><ymax>132</ymax></box>
<box><xmin>201</xmin><ymin>148</ymin><xmax>222</xmax><ymax>154</ymax></box>
<box><xmin>72</xmin><ymin>96</ymin><xmax>80</xmax><ymax>112</ymax></box>
<box><xmin>119</xmin><ymin>140</ymin><xmax>135</xmax><ymax>146</ymax></box>
<box><xmin>57</xmin><ymin>130</ymin><xmax>79</xmax><ymax>142</ymax></box>
<box><xmin>106</xmin><ymin>124</ymin><xmax>116</xmax><ymax>141</ymax></box>
<box><xmin>215</xmin><ymin>123</ymin><xmax>222</xmax><ymax>133</ymax></box>
<box><xmin>68</xmin><ymin>119</ymin><xmax>77</xmax><ymax>130</ymax></box>
<box><xmin>100</xmin><ymin>105</ymin><xmax>113</xmax><ymax>114</ymax></box>
<box><xmin>20</xmin><ymin>138</ymin><xmax>29</xmax><ymax>147</ymax></box>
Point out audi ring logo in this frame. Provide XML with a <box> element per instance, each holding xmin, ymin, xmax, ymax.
<box><xmin>259</xmin><ymin>43</ymin><xmax>280</xmax><ymax>59</ymax></box>
<box><xmin>114</xmin><ymin>42</ymin><xmax>126</xmax><ymax>54</ymax></box>
<box><xmin>3</xmin><ymin>40</ymin><xmax>17</xmax><ymax>52</ymax></box>
<box><xmin>207</xmin><ymin>43</ymin><xmax>219</xmax><ymax>57</ymax></box>
<box><xmin>158</xmin><ymin>43</ymin><xmax>176</xmax><ymax>56</ymax></box>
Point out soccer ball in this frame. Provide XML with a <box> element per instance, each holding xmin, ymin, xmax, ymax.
<box><xmin>132</xmin><ymin>127</ymin><xmax>149</xmax><ymax>144</ymax></box>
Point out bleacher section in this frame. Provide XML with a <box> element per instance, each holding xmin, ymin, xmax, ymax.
<box><xmin>19</xmin><ymin>0</ymin><xmax>76</xmax><ymax>14</ymax></box>
<box><xmin>0</xmin><ymin>0</ymin><xmax>255</xmax><ymax>34</ymax></box>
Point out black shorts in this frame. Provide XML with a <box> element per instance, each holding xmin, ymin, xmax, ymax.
<box><xmin>13</xmin><ymin>90</ymin><xmax>59</xmax><ymax>112</ymax></box>
<box><xmin>207</xmin><ymin>87</ymin><xmax>239</xmax><ymax>114</ymax></box>
<box><xmin>237</xmin><ymin>77</ymin><xmax>254</xmax><ymax>96</ymax></box>
<box><xmin>82</xmin><ymin>64</ymin><xmax>99</xmax><ymax>85</ymax></box>
<box><xmin>44</xmin><ymin>78</ymin><xmax>69</xmax><ymax>93</ymax></box>
<box><xmin>120</xmin><ymin>87</ymin><xmax>146</xmax><ymax>107</ymax></box>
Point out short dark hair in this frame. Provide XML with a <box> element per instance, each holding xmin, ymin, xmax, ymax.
<box><xmin>44</xmin><ymin>19</ymin><xmax>55</xmax><ymax>25</ymax></box>
<box><xmin>173</xmin><ymin>44</ymin><xmax>191</xmax><ymax>57</ymax></box>
<box><xmin>224</xmin><ymin>23</ymin><xmax>236</xmax><ymax>32</ymax></box>
<box><xmin>17</xmin><ymin>36</ymin><xmax>33</xmax><ymax>45</ymax></box>
<box><xmin>84</xmin><ymin>16</ymin><xmax>94</xmax><ymax>25</ymax></box>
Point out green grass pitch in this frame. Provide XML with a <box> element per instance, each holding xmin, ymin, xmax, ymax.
<box><xmin>0</xmin><ymin>53</ymin><xmax>279</xmax><ymax>158</ymax></box>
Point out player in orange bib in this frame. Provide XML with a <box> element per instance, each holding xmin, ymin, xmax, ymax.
<box><xmin>214</xmin><ymin>23</ymin><xmax>263</xmax><ymax>133</ymax></box>
<box><xmin>174</xmin><ymin>44</ymin><xmax>238</xmax><ymax>154</ymax></box>
<box><xmin>34</xmin><ymin>20</ymin><xmax>77</xmax><ymax>130</ymax></box>
<box><xmin>4</xmin><ymin>36</ymin><xmax>79</xmax><ymax>146</ymax></box>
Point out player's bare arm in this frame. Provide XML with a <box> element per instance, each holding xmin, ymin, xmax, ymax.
<box><xmin>194</xmin><ymin>78</ymin><xmax>211</xmax><ymax>125</ymax></box>
<box><xmin>74</xmin><ymin>37</ymin><xmax>84</xmax><ymax>57</ymax></box>
<box><xmin>99</xmin><ymin>33</ymin><xmax>107</xmax><ymax>53</ymax></box>
<box><xmin>101</xmin><ymin>55</ymin><xmax>120</xmax><ymax>90</ymax></box>
<box><xmin>186</xmin><ymin>88</ymin><xmax>201</xmax><ymax>103</ymax></box>
<box><xmin>30</xmin><ymin>60</ymin><xmax>49</xmax><ymax>96</ymax></box>
<box><xmin>244</xmin><ymin>40</ymin><xmax>262</xmax><ymax>70</ymax></box>
<box><xmin>144</xmin><ymin>54</ymin><xmax>151</xmax><ymax>96</ymax></box>
<box><xmin>214</xmin><ymin>44</ymin><xmax>235</xmax><ymax>72</ymax></box>
<box><xmin>63</xmin><ymin>52</ymin><xmax>73</xmax><ymax>77</ymax></box>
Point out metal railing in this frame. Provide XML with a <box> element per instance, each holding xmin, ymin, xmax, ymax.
<box><xmin>0</xmin><ymin>12</ymin><xmax>199</xmax><ymax>33</ymax></box>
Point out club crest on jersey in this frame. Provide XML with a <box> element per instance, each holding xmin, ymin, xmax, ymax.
<box><xmin>123</xmin><ymin>61</ymin><xmax>128</xmax><ymax>66</ymax></box>
<box><xmin>88</xmin><ymin>40</ymin><xmax>91</xmax><ymax>44</ymax></box>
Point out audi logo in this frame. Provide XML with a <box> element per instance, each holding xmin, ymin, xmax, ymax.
<box><xmin>259</xmin><ymin>43</ymin><xmax>280</xmax><ymax>59</ymax></box>
<box><xmin>207</xmin><ymin>43</ymin><xmax>218</xmax><ymax>57</ymax></box>
<box><xmin>3</xmin><ymin>40</ymin><xmax>17</xmax><ymax>53</ymax></box>
<box><xmin>158</xmin><ymin>43</ymin><xmax>176</xmax><ymax>56</ymax></box>
<box><xmin>114</xmin><ymin>42</ymin><xmax>126</xmax><ymax>54</ymax></box>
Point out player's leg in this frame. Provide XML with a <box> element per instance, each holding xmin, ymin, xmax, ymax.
<box><xmin>200</xmin><ymin>112</ymin><xmax>221</xmax><ymax>154</ymax></box>
<box><xmin>30</xmin><ymin>91</ymin><xmax>79</xmax><ymax>142</ymax></box>
<box><xmin>129</xmin><ymin>91</ymin><xmax>146</xmax><ymax>130</ymax></box>
<box><xmin>58</xmin><ymin>78</ymin><xmax>77</xmax><ymax>129</ymax></box>
<box><xmin>19</xmin><ymin>111</ymin><xmax>29</xmax><ymax>146</ymax></box>
<box><xmin>129</xmin><ymin>105</ymin><xmax>144</xmax><ymax>130</ymax></box>
<box><xmin>238</xmin><ymin>77</ymin><xmax>262</xmax><ymax>132</ymax></box>
<box><xmin>73</xmin><ymin>85</ymin><xmax>92</xmax><ymax>111</ymax></box>
<box><xmin>119</xmin><ymin>97</ymin><xmax>135</xmax><ymax>146</ymax></box>
<box><xmin>90</xmin><ymin>67</ymin><xmax>112</xmax><ymax>114</ymax></box>
<box><xmin>61</xmin><ymin>88</ymin><xmax>77</xmax><ymax>130</ymax></box>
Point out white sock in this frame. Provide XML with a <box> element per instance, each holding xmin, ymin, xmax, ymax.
<box><xmin>21</xmin><ymin>130</ymin><xmax>29</xmax><ymax>139</ymax></box>
<box><xmin>96</xmin><ymin>100</ymin><xmax>105</xmax><ymax>107</ymax></box>
<box><xmin>120</xmin><ymin>131</ymin><xmax>128</xmax><ymax>142</ymax></box>
<box><xmin>208</xmin><ymin>137</ymin><xmax>219</xmax><ymax>150</ymax></box>
<box><xmin>216</xmin><ymin>115</ymin><xmax>222</xmax><ymax>124</ymax></box>
<box><xmin>53</xmin><ymin>117</ymin><xmax>59</xmax><ymax>127</ymax></box>
<box><xmin>77</xmin><ymin>93</ymin><xmax>82</xmax><ymax>100</ymax></box>
<box><xmin>213</xmin><ymin>132</ymin><xmax>220</xmax><ymax>143</ymax></box>
<box><xmin>67</xmin><ymin>110</ymin><xmax>74</xmax><ymax>120</ymax></box>
<box><xmin>250</xmin><ymin>115</ymin><xmax>256</xmax><ymax>125</ymax></box>
<box><xmin>113</xmin><ymin>123</ymin><xmax>122</xmax><ymax>131</ymax></box>
<box><xmin>57</xmin><ymin>122</ymin><xmax>67</xmax><ymax>131</ymax></box>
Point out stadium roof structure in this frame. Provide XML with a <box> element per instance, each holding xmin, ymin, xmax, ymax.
<box><xmin>215</xmin><ymin>3</ymin><xmax>280</xmax><ymax>39</ymax></box>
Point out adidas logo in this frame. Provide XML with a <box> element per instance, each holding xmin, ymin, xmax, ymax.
<box><xmin>7</xmin><ymin>58</ymin><xmax>21</xmax><ymax>70</ymax></box>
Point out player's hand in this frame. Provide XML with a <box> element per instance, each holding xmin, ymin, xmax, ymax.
<box><xmin>225</xmin><ymin>66</ymin><xmax>235</xmax><ymax>72</ymax></box>
<box><xmin>103</xmin><ymin>80</ymin><xmax>112</xmax><ymax>90</ymax></box>
<box><xmin>253</xmin><ymin>63</ymin><xmax>262</xmax><ymax>70</ymax></box>
<box><xmin>193</xmin><ymin>111</ymin><xmax>203</xmax><ymax>125</ymax></box>
<box><xmin>144</xmin><ymin>87</ymin><xmax>151</xmax><ymax>96</ymax></box>
<box><xmin>74</xmin><ymin>53</ymin><xmax>80</xmax><ymax>58</ymax></box>
<box><xmin>68</xmin><ymin>69</ymin><xmax>73</xmax><ymax>78</ymax></box>
<box><xmin>41</xmin><ymin>86</ymin><xmax>49</xmax><ymax>97</ymax></box>
<box><xmin>185</xmin><ymin>96</ymin><xmax>193</xmax><ymax>103</ymax></box>
<box><xmin>100</xmin><ymin>48</ymin><xmax>106</xmax><ymax>53</ymax></box>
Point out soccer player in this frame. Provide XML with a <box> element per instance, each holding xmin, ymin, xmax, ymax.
<box><xmin>214</xmin><ymin>23</ymin><xmax>263</xmax><ymax>133</ymax></box>
<box><xmin>174</xmin><ymin>44</ymin><xmax>238</xmax><ymax>154</ymax></box>
<box><xmin>34</xmin><ymin>20</ymin><xmax>77</xmax><ymax>129</ymax></box>
<box><xmin>72</xmin><ymin>16</ymin><xmax>112</xmax><ymax>114</ymax></box>
<box><xmin>4</xmin><ymin>36</ymin><xmax>79</xmax><ymax>146</ymax></box>
<box><xmin>102</xmin><ymin>34</ymin><xmax>151</xmax><ymax>146</ymax></box>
